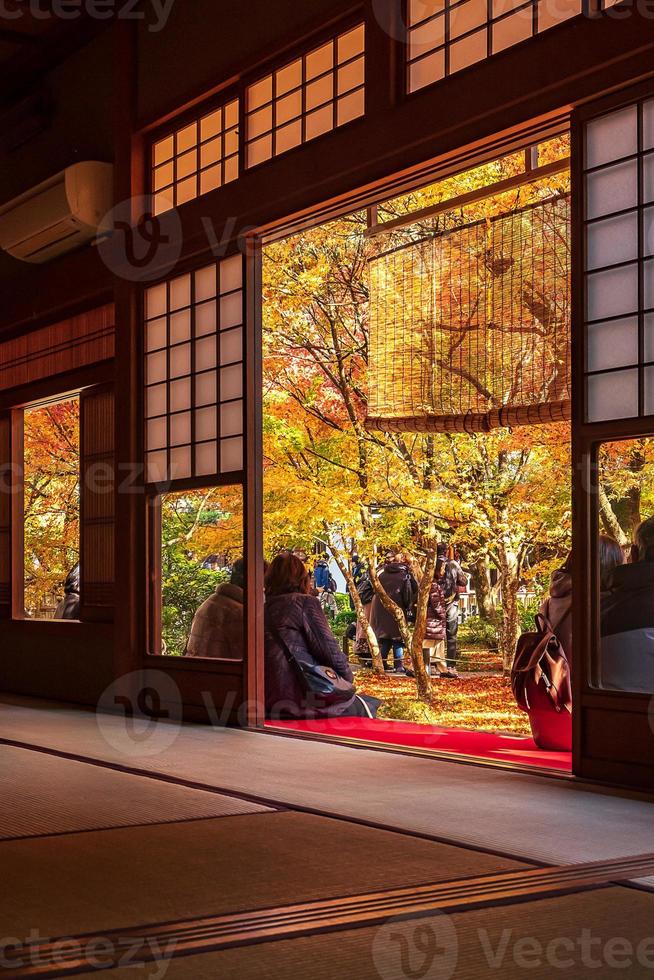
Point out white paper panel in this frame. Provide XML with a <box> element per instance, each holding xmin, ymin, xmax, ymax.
<box><xmin>587</xmin><ymin>368</ymin><xmax>638</xmax><ymax>422</ymax></box>
<box><xmin>147</xmin><ymin>384</ymin><xmax>167</xmax><ymax>419</ymax></box>
<box><xmin>147</xmin><ymin>451</ymin><xmax>167</xmax><ymax>484</ymax></box>
<box><xmin>196</xmin><ymin>372</ymin><xmax>217</xmax><ymax>407</ymax></box>
<box><xmin>449</xmin><ymin>28</ymin><xmax>487</xmax><ymax>74</ymax></box>
<box><xmin>147</xmin><ymin>418</ymin><xmax>167</xmax><ymax>451</ymax></box>
<box><xmin>587</xmin><ymin>317</ymin><xmax>639</xmax><ymax>373</ymax></box>
<box><xmin>643</xmin><ymin>99</ymin><xmax>654</xmax><ymax>151</ymax></box>
<box><xmin>195</xmin><ymin>336</ymin><xmax>217</xmax><ymax>371</ymax></box>
<box><xmin>586</xmin><ymin>212</ymin><xmax>638</xmax><ymax>271</ymax></box>
<box><xmin>221</xmin><ymin>400</ymin><xmax>244</xmax><ymax>438</ymax></box>
<box><xmin>169</xmin><ymin>310</ymin><xmax>191</xmax><ymax>345</ymax></box>
<box><xmin>170</xmin><ymin>412</ymin><xmax>191</xmax><ymax>447</ymax></box>
<box><xmin>195</xmin><ymin>301</ymin><xmax>217</xmax><ymax>337</ymax></box>
<box><xmin>221</xmin><ymin>437</ymin><xmax>244</xmax><ymax>473</ymax></box>
<box><xmin>169</xmin><ymin>378</ymin><xmax>192</xmax><ymax>413</ymax></box>
<box><xmin>221</xmin><ymin>365</ymin><xmax>243</xmax><ymax>401</ymax></box>
<box><xmin>195</xmin><ymin>406</ymin><xmax>218</xmax><ymax>442</ymax></box>
<box><xmin>409</xmin><ymin>49</ymin><xmax>444</xmax><ymax>92</ymax></box>
<box><xmin>169</xmin><ymin>274</ymin><xmax>191</xmax><ymax>311</ymax></box>
<box><xmin>585</xmin><ymin>105</ymin><xmax>638</xmax><ymax>170</ymax></box>
<box><xmin>195</xmin><ymin>264</ymin><xmax>217</xmax><ymax>302</ymax></box>
<box><xmin>221</xmin><ymin>328</ymin><xmax>243</xmax><ymax>366</ymax></box>
<box><xmin>220</xmin><ymin>254</ymin><xmax>243</xmax><ymax>293</ymax></box>
<box><xmin>644</xmin><ymin>365</ymin><xmax>654</xmax><ymax>415</ymax></box>
<box><xmin>169</xmin><ymin>343</ymin><xmax>191</xmax><ymax>379</ymax></box>
<box><xmin>147</xmin><ymin>317</ymin><xmax>167</xmax><ymax>352</ymax></box>
<box><xmin>587</xmin><ymin>263</ymin><xmax>638</xmax><ymax>322</ymax></box>
<box><xmin>170</xmin><ymin>446</ymin><xmax>192</xmax><ymax>480</ymax></box>
<box><xmin>195</xmin><ymin>441</ymin><xmax>218</xmax><ymax>476</ymax></box>
<box><xmin>220</xmin><ymin>292</ymin><xmax>243</xmax><ymax>329</ymax></box>
<box><xmin>586</xmin><ymin>159</ymin><xmax>638</xmax><ymax>220</ymax></box>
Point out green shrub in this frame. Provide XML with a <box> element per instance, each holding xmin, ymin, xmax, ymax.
<box><xmin>519</xmin><ymin>599</ymin><xmax>542</xmax><ymax>634</ymax></box>
<box><xmin>331</xmin><ymin>607</ymin><xmax>356</xmax><ymax>640</ymax></box>
<box><xmin>458</xmin><ymin>615</ymin><xmax>498</xmax><ymax>650</ymax></box>
<box><xmin>162</xmin><ymin>548</ymin><xmax>228</xmax><ymax>656</ymax></box>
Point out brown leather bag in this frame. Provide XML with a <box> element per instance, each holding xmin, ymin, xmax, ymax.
<box><xmin>511</xmin><ymin>613</ymin><xmax>572</xmax><ymax>751</ymax></box>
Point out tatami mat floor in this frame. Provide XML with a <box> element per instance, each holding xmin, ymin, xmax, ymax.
<box><xmin>1</xmin><ymin>695</ymin><xmax>652</xmax><ymax>866</ymax></box>
<box><xmin>0</xmin><ymin>743</ymin><xmax>271</xmax><ymax>840</ymax></box>
<box><xmin>3</xmin><ymin>696</ymin><xmax>654</xmax><ymax>979</ymax></box>
<box><xmin>71</xmin><ymin>888</ymin><xmax>654</xmax><ymax>980</ymax></box>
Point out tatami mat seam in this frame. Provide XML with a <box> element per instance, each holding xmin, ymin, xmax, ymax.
<box><xmin>0</xmin><ymin>809</ymin><xmax>277</xmax><ymax>845</ymax></box>
<box><xmin>0</xmin><ymin>736</ymin><xmax>548</xmax><ymax>868</ymax></box>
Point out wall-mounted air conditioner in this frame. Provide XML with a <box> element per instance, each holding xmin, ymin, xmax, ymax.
<box><xmin>0</xmin><ymin>162</ymin><xmax>114</xmax><ymax>264</ymax></box>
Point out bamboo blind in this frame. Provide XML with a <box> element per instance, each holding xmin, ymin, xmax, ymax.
<box><xmin>366</xmin><ymin>195</ymin><xmax>571</xmax><ymax>433</ymax></box>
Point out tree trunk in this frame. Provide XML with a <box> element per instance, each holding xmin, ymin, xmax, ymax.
<box><xmin>497</xmin><ymin>545</ymin><xmax>521</xmax><ymax>673</ymax></box>
<box><xmin>468</xmin><ymin>556</ymin><xmax>497</xmax><ymax>622</ymax></box>
<box><xmin>410</xmin><ymin>547</ymin><xmax>437</xmax><ymax>701</ymax></box>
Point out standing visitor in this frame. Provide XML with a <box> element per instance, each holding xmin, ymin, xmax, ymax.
<box><xmin>370</xmin><ymin>550</ymin><xmax>417</xmax><ymax>674</ymax></box>
<box><xmin>440</xmin><ymin>545</ymin><xmax>466</xmax><ymax>670</ymax></box>
<box><xmin>424</xmin><ymin>560</ymin><xmax>458</xmax><ymax>678</ymax></box>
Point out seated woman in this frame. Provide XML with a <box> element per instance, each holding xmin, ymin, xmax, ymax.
<box><xmin>265</xmin><ymin>552</ymin><xmax>380</xmax><ymax>720</ymax></box>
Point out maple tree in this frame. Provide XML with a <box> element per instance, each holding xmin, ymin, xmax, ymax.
<box><xmin>23</xmin><ymin>399</ymin><xmax>80</xmax><ymax>618</ymax></box>
<box><xmin>262</xmin><ymin>138</ymin><xmax>575</xmax><ymax>699</ymax></box>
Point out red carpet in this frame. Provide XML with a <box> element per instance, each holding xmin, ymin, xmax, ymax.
<box><xmin>266</xmin><ymin>718</ymin><xmax>572</xmax><ymax>772</ymax></box>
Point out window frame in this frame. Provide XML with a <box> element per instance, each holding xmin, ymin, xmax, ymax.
<box><xmin>141</xmin><ymin>251</ymin><xmax>249</xmax><ymax>664</ymax></box>
<box><xmin>404</xmin><ymin>0</ymin><xmax>587</xmax><ymax>96</ymax></box>
<box><xmin>1</xmin><ymin>365</ymin><xmax>113</xmax><ymax>625</ymax></box>
<box><xmin>145</xmin><ymin>8</ymin><xmax>368</xmax><ymax>216</ymax></box>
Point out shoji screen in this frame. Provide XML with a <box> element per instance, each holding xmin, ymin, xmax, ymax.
<box><xmin>144</xmin><ymin>254</ymin><xmax>245</xmax><ymax>485</ymax></box>
<box><xmin>583</xmin><ymin>98</ymin><xmax>654</xmax><ymax>423</ymax></box>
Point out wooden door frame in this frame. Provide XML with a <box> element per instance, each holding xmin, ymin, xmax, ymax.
<box><xmin>571</xmin><ymin>79</ymin><xmax>654</xmax><ymax>789</ymax></box>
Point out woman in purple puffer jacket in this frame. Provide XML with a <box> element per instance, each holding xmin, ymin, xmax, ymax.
<box><xmin>264</xmin><ymin>552</ymin><xmax>380</xmax><ymax>720</ymax></box>
<box><xmin>423</xmin><ymin>560</ymin><xmax>458</xmax><ymax>679</ymax></box>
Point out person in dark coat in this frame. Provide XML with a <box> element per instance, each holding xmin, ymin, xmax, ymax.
<box><xmin>539</xmin><ymin>556</ymin><xmax>573</xmax><ymax>665</ymax></box>
<box><xmin>369</xmin><ymin>551</ymin><xmax>417</xmax><ymax>674</ymax></box>
<box><xmin>540</xmin><ymin>537</ymin><xmax>623</xmax><ymax>668</ymax></box>
<box><xmin>54</xmin><ymin>565</ymin><xmax>80</xmax><ymax>621</ymax></box>
<box><xmin>438</xmin><ymin>544</ymin><xmax>466</xmax><ymax>668</ymax></box>
<box><xmin>185</xmin><ymin>559</ymin><xmax>245</xmax><ymax>660</ymax></box>
<box><xmin>601</xmin><ymin>519</ymin><xmax>654</xmax><ymax>693</ymax></box>
<box><xmin>423</xmin><ymin>560</ymin><xmax>457</xmax><ymax>678</ymax></box>
<box><xmin>264</xmin><ymin>552</ymin><xmax>380</xmax><ymax>719</ymax></box>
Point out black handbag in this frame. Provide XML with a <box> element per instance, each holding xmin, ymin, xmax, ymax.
<box><xmin>268</xmin><ymin>627</ymin><xmax>355</xmax><ymax>708</ymax></box>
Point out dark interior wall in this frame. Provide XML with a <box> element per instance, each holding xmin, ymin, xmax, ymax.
<box><xmin>137</xmin><ymin>0</ymin><xmax>345</xmax><ymax>122</ymax></box>
<box><xmin>0</xmin><ymin>30</ymin><xmax>113</xmax><ymax>204</ymax></box>
<box><xmin>0</xmin><ymin>624</ymin><xmax>115</xmax><ymax>705</ymax></box>
<box><xmin>0</xmin><ymin>29</ymin><xmax>114</xmax><ymax>290</ymax></box>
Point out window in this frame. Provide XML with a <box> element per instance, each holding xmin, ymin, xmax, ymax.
<box><xmin>23</xmin><ymin>396</ymin><xmax>80</xmax><ymax>620</ymax></box>
<box><xmin>157</xmin><ymin>486</ymin><xmax>245</xmax><ymax>658</ymax></box>
<box><xmin>151</xmin><ymin>99</ymin><xmax>240</xmax><ymax>216</ymax></box>
<box><xmin>406</xmin><ymin>0</ymin><xmax>581</xmax><ymax>93</ymax></box>
<box><xmin>144</xmin><ymin>255</ymin><xmax>245</xmax><ymax>485</ymax></box>
<box><xmin>584</xmin><ymin>99</ymin><xmax>654</xmax><ymax>423</ymax></box>
<box><xmin>245</xmin><ymin>23</ymin><xmax>365</xmax><ymax>168</ymax></box>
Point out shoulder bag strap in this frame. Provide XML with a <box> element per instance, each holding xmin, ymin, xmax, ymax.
<box><xmin>266</xmin><ymin>625</ymin><xmax>310</xmax><ymax>692</ymax></box>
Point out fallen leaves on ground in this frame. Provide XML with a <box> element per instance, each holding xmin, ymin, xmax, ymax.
<box><xmin>356</xmin><ymin>670</ymin><xmax>532</xmax><ymax>736</ymax></box>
